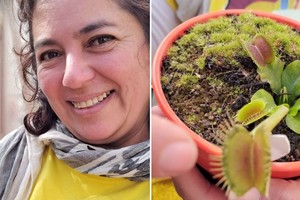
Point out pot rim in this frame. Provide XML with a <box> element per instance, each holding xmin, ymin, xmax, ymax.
<box><xmin>152</xmin><ymin>9</ymin><xmax>300</xmax><ymax>178</ymax></box>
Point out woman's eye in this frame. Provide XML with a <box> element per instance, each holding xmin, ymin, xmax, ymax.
<box><xmin>88</xmin><ymin>35</ymin><xmax>115</xmax><ymax>47</ymax></box>
<box><xmin>40</xmin><ymin>51</ymin><xmax>61</xmax><ymax>61</ymax></box>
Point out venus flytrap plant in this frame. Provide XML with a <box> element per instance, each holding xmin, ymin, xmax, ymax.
<box><xmin>211</xmin><ymin>105</ymin><xmax>289</xmax><ymax>197</ymax></box>
<box><xmin>237</xmin><ymin>35</ymin><xmax>300</xmax><ymax>133</ymax></box>
<box><xmin>210</xmin><ymin>35</ymin><xmax>297</xmax><ymax>198</ymax></box>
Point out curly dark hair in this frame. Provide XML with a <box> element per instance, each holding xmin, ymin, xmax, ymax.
<box><xmin>16</xmin><ymin>0</ymin><xmax>150</xmax><ymax>135</ymax></box>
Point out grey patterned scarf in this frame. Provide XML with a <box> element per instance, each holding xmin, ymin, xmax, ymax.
<box><xmin>52</xmin><ymin>123</ymin><xmax>150</xmax><ymax>181</ymax></box>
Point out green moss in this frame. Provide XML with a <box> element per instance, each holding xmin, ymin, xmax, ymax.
<box><xmin>167</xmin><ymin>46</ymin><xmax>180</xmax><ymax>59</ymax></box>
<box><xmin>185</xmin><ymin>114</ymin><xmax>199</xmax><ymax>125</ymax></box>
<box><xmin>161</xmin><ymin>76</ymin><xmax>170</xmax><ymax>86</ymax></box>
<box><xmin>166</xmin><ymin>13</ymin><xmax>300</xmax><ymax>72</ymax></box>
<box><xmin>207</xmin><ymin>76</ymin><xmax>224</xmax><ymax>87</ymax></box>
<box><xmin>195</xmin><ymin>57</ymin><xmax>206</xmax><ymax>70</ymax></box>
<box><xmin>217</xmin><ymin>108</ymin><xmax>223</xmax><ymax>114</ymax></box>
<box><xmin>176</xmin><ymin>74</ymin><xmax>198</xmax><ymax>87</ymax></box>
<box><xmin>210</xmin><ymin>32</ymin><xmax>234</xmax><ymax>44</ymax></box>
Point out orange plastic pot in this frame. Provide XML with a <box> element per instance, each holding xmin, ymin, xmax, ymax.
<box><xmin>152</xmin><ymin>9</ymin><xmax>300</xmax><ymax>178</ymax></box>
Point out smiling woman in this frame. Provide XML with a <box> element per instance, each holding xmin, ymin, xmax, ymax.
<box><xmin>0</xmin><ymin>0</ymin><xmax>150</xmax><ymax>200</ymax></box>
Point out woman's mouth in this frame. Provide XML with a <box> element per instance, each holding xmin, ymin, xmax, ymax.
<box><xmin>71</xmin><ymin>90</ymin><xmax>113</xmax><ymax>109</ymax></box>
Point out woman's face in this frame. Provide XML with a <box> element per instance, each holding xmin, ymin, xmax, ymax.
<box><xmin>32</xmin><ymin>0</ymin><xmax>150</xmax><ymax>147</ymax></box>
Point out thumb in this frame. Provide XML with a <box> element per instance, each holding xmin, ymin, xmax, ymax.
<box><xmin>152</xmin><ymin>109</ymin><xmax>198</xmax><ymax>178</ymax></box>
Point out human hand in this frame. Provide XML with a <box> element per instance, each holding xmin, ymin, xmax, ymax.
<box><xmin>152</xmin><ymin>106</ymin><xmax>226</xmax><ymax>199</ymax></box>
<box><xmin>152</xmin><ymin>106</ymin><xmax>300</xmax><ymax>200</ymax></box>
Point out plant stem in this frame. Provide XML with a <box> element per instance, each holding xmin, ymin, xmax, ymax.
<box><xmin>251</xmin><ymin>105</ymin><xmax>289</xmax><ymax>135</ymax></box>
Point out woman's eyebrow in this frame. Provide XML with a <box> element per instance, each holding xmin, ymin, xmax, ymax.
<box><xmin>34</xmin><ymin>39</ymin><xmax>57</xmax><ymax>50</ymax></box>
<box><xmin>78</xmin><ymin>20</ymin><xmax>117</xmax><ymax>35</ymax></box>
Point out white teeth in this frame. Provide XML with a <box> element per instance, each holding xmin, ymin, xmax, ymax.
<box><xmin>98</xmin><ymin>95</ymin><xmax>104</xmax><ymax>102</ymax></box>
<box><xmin>79</xmin><ymin>102</ymin><xmax>86</xmax><ymax>108</ymax></box>
<box><xmin>72</xmin><ymin>91</ymin><xmax>111</xmax><ymax>109</ymax></box>
<box><xmin>86</xmin><ymin>99</ymin><xmax>93</xmax><ymax>107</ymax></box>
<box><xmin>92</xmin><ymin>97</ymin><xmax>98</xmax><ymax>104</ymax></box>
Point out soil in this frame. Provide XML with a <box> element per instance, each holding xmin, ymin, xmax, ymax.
<box><xmin>161</xmin><ymin>13</ymin><xmax>300</xmax><ymax>162</ymax></box>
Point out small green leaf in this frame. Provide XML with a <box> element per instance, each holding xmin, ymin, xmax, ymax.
<box><xmin>282</xmin><ymin>60</ymin><xmax>300</xmax><ymax>103</ymax></box>
<box><xmin>257</xmin><ymin>59</ymin><xmax>284</xmax><ymax>94</ymax></box>
<box><xmin>285</xmin><ymin>98</ymin><xmax>300</xmax><ymax>134</ymax></box>
<box><xmin>286</xmin><ymin>112</ymin><xmax>300</xmax><ymax>134</ymax></box>
<box><xmin>236</xmin><ymin>99</ymin><xmax>266</xmax><ymax>125</ymax></box>
<box><xmin>288</xmin><ymin>98</ymin><xmax>300</xmax><ymax>116</ymax></box>
<box><xmin>242</xmin><ymin>35</ymin><xmax>275</xmax><ymax>66</ymax></box>
<box><xmin>251</xmin><ymin>89</ymin><xmax>277</xmax><ymax>114</ymax></box>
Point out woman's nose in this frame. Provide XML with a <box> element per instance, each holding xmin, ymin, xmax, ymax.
<box><xmin>62</xmin><ymin>53</ymin><xmax>95</xmax><ymax>89</ymax></box>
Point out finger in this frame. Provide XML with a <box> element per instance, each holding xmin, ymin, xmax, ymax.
<box><xmin>151</xmin><ymin>105</ymin><xmax>165</xmax><ymax>117</ymax></box>
<box><xmin>173</xmin><ymin>166</ymin><xmax>226</xmax><ymax>200</ymax></box>
<box><xmin>152</xmin><ymin>110</ymin><xmax>198</xmax><ymax>178</ymax></box>
<box><xmin>228</xmin><ymin>188</ymin><xmax>261</xmax><ymax>200</ymax></box>
<box><xmin>230</xmin><ymin>178</ymin><xmax>300</xmax><ymax>200</ymax></box>
<box><xmin>268</xmin><ymin>178</ymin><xmax>300</xmax><ymax>199</ymax></box>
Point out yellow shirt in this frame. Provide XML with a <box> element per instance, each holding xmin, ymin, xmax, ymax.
<box><xmin>29</xmin><ymin>147</ymin><xmax>150</xmax><ymax>200</ymax></box>
<box><xmin>152</xmin><ymin>178</ymin><xmax>182</xmax><ymax>200</ymax></box>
